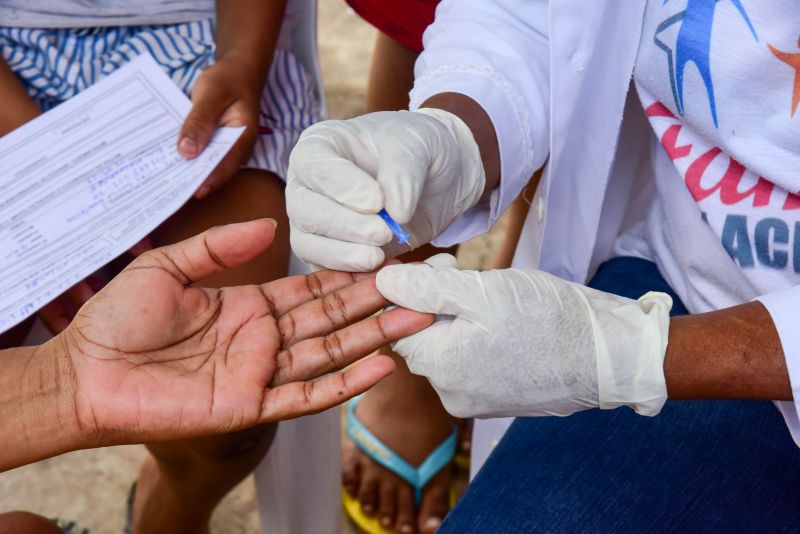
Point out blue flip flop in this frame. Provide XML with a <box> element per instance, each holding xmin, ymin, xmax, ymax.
<box><xmin>346</xmin><ymin>394</ymin><xmax>457</xmax><ymax>504</ymax></box>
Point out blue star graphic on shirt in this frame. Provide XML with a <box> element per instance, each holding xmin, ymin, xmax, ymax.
<box><xmin>655</xmin><ymin>0</ymin><xmax>758</xmax><ymax>127</ymax></box>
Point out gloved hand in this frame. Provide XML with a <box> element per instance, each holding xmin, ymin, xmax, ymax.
<box><xmin>286</xmin><ymin>109</ymin><xmax>486</xmax><ymax>271</ymax></box>
<box><xmin>376</xmin><ymin>255</ymin><xmax>673</xmax><ymax>418</ymax></box>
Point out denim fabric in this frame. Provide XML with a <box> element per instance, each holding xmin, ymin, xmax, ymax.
<box><xmin>441</xmin><ymin>257</ymin><xmax>800</xmax><ymax>533</ymax></box>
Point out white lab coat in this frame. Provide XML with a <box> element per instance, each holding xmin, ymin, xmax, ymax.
<box><xmin>410</xmin><ymin>0</ymin><xmax>800</xmax><ymax>473</ymax></box>
<box><xmin>414</xmin><ymin>0</ymin><xmax>650</xmax><ymax>282</ymax></box>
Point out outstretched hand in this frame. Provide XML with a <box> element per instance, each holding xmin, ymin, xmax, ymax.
<box><xmin>55</xmin><ymin>219</ymin><xmax>432</xmax><ymax>447</ymax></box>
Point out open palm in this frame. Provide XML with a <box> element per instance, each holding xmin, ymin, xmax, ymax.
<box><xmin>58</xmin><ymin>219</ymin><xmax>431</xmax><ymax>446</ymax></box>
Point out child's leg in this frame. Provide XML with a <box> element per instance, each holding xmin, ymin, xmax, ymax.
<box><xmin>365</xmin><ymin>31</ymin><xmax>418</xmax><ymax>113</ymax></box>
<box><xmin>486</xmin><ymin>169</ymin><xmax>541</xmax><ymax>270</ymax></box>
<box><xmin>341</xmin><ymin>30</ymin><xmax>456</xmax><ymax>534</ymax></box>
<box><xmin>132</xmin><ymin>168</ymin><xmax>288</xmax><ymax>534</ymax></box>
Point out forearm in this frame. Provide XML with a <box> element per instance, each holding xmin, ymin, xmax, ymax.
<box><xmin>0</xmin><ymin>339</ymin><xmax>81</xmax><ymax>472</ymax></box>
<box><xmin>215</xmin><ymin>0</ymin><xmax>288</xmax><ymax>93</ymax></box>
<box><xmin>0</xmin><ymin>56</ymin><xmax>41</xmax><ymax>135</ymax></box>
<box><xmin>664</xmin><ymin>301</ymin><xmax>791</xmax><ymax>401</ymax></box>
<box><xmin>421</xmin><ymin>93</ymin><xmax>501</xmax><ymax>202</ymax></box>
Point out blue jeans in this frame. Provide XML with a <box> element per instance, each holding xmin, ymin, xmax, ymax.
<box><xmin>441</xmin><ymin>257</ymin><xmax>800</xmax><ymax>533</ymax></box>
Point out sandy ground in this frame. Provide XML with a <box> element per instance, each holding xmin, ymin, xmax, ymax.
<box><xmin>0</xmin><ymin>3</ymin><xmax>509</xmax><ymax>532</ymax></box>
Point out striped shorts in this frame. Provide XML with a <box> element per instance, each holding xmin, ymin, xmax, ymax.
<box><xmin>0</xmin><ymin>20</ymin><xmax>321</xmax><ymax>180</ymax></box>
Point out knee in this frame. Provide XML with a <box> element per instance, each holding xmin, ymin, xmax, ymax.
<box><xmin>0</xmin><ymin>512</ymin><xmax>61</xmax><ymax>534</ymax></box>
<box><xmin>170</xmin><ymin>423</ymin><xmax>279</xmax><ymax>467</ymax></box>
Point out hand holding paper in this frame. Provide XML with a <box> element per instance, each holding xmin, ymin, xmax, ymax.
<box><xmin>177</xmin><ymin>57</ymin><xmax>262</xmax><ymax>199</ymax></box>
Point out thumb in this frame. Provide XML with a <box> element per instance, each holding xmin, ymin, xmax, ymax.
<box><xmin>136</xmin><ymin>218</ymin><xmax>276</xmax><ymax>284</ymax></box>
<box><xmin>178</xmin><ymin>85</ymin><xmax>232</xmax><ymax>159</ymax></box>
<box><xmin>376</xmin><ymin>261</ymin><xmax>482</xmax><ymax>320</ymax></box>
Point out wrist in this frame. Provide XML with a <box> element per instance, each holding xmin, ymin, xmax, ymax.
<box><xmin>412</xmin><ymin>107</ymin><xmax>486</xmax><ymax>210</ymax></box>
<box><xmin>0</xmin><ymin>340</ymin><xmax>83</xmax><ymax>471</ymax></box>
<box><xmin>31</xmin><ymin>338</ymin><xmax>87</xmax><ymax>447</ymax></box>
<box><xmin>419</xmin><ymin>93</ymin><xmax>500</xmax><ymax>201</ymax></box>
<box><xmin>664</xmin><ymin>302</ymin><xmax>791</xmax><ymax>400</ymax></box>
<box><xmin>212</xmin><ymin>52</ymin><xmax>269</xmax><ymax>100</ymax></box>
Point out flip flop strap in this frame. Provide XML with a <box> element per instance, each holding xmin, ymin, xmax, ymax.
<box><xmin>347</xmin><ymin>395</ymin><xmax>457</xmax><ymax>504</ymax></box>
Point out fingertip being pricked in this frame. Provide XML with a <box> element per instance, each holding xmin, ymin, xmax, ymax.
<box><xmin>374</xmin><ymin>264</ymin><xmax>408</xmax><ymax>301</ymax></box>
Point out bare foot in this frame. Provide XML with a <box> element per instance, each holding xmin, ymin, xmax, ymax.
<box><xmin>456</xmin><ymin>418</ymin><xmax>473</xmax><ymax>465</ymax></box>
<box><xmin>343</xmin><ymin>350</ymin><xmax>455</xmax><ymax>534</ymax></box>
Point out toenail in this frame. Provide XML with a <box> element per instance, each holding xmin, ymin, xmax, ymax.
<box><xmin>381</xmin><ymin>516</ymin><xmax>391</xmax><ymax>526</ymax></box>
<box><xmin>400</xmin><ymin>525</ymin><xmax>414</xmax><ymax>533</ymax></box>
<box><xmin>424</xmin><ymin>517</ymin><xmax>442</xmax><ymax>529</ymax></box>
<box><xmin>363</xmin><ymin>504</ymin><xmax>374</xmax><ymax>513</ymax></box>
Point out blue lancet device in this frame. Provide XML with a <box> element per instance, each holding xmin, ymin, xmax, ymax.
<box><xmin>378</xmin><ymin>209</ymin><xmax>410</xmax><ymax>245</ymax></box>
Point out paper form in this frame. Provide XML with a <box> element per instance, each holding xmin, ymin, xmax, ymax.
<box><xmin>0</xmin><ymin>53</ymin><xmax>243</xmax><ymax>333</ymax></box>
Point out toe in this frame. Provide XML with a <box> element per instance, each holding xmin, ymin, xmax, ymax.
<box><xmin>458</xmin><ymin>418</ymin><xmax>473</xmax><ymax>453</ymax></box>
<box><xmin>378</xmin><ymin>482</ymin><xmax>398</xmax><ymax>529</ymax></box>
<box><xmin>341</xmin><ymin>455</ymin><xmax>361</xmax><ymax>497</ymax></box>
<box><xmin>395</xmin><ymin>484</ymin><xmax>416</xmax><ymax>534</ymax></box>
<box><xmin>417</xmin><ymin>470</ymin><xmax>451</xmax><ymax>534</ymax></box>
<box><xmin>358</xmin><ymin>476</ymin><xmax>379</xmax><ymax>517</ymax></box>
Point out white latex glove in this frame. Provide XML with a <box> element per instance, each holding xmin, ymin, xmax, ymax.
<box><xmin>376</xmin><ymin>255</ymin><xmax>673</xmax><ymax>419</ymax></box>
<box><xmin>286</xmin><ymin>109</ymin><xmax>486</xmax><ymax>271</ymax></box>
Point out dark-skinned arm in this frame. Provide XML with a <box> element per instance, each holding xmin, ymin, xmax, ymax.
<box><xmin>665</xmin><ymin>302</ymin><xmax>792</xmax><ymax>400</ymax></box>
<box><xmin>214</xmin><ymin>0</ymin><xmax>287</xmax><ymax>90</ymax></box>
<box><xmin>0</xmin><ymin>342</ymin><xmax>81</xmax><ymax>472</ymax></box>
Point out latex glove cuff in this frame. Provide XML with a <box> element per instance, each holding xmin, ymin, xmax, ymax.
<box><xmin>595</xmin><ymin>291</ymin><xmax>672</xmax><ymax>416</ymax></box>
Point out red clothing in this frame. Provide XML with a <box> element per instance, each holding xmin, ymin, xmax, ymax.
<box><xmin>346</xmin><ymin>0</ymin><xmax>439</xmax><ymax>53</ymax></box>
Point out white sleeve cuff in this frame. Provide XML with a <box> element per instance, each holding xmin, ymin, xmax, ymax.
<box><xmin>407</xmin><ymin>0</ymin><xmax>550</xmax><ymax>246</ymax></box>
<box><xmin>756</xmin><ymin>286</ymin><xmax>800</xmax><ymax>436</ymax></box>
<box><xmin>410</xmin><ymin>68</ymin><xmax>538</xmax><ymax>247</ymax></box>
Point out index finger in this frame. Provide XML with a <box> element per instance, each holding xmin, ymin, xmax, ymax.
<box><xmin>274</xmin><ymin>274</ymin><xmax>390</xmax><ymax>348</ymax></box>
<box><xmin>258</xmin><ymin>268</ymin><xmax>384</xmax><ymax>319</ymax></box>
